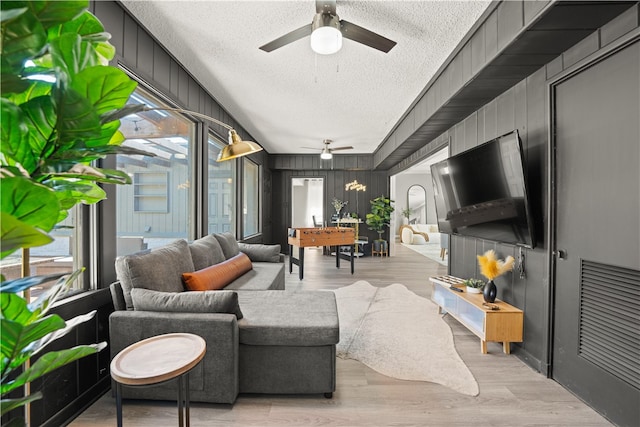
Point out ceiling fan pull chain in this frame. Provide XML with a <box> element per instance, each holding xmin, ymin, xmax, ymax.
<box><xmin>314</xmin><ymin>53</ymin><xmax>318</xmax><ymax>83</ymax></box>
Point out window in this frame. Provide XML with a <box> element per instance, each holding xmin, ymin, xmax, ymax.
<box><xmin>0</xmin><ymin>206</ymin><xmax>84</xmax><ymax>301</ymax></box>
<box><xmin>208</xmin><ymin>134</ymin><xmax>236</xmax><ymax>234</ymax></box>
<box><xmin>243</xmin><ymin>158</ymin><xmax>260</xmax><ymax>238</ymax></box>
<box><xmin>115</xmin><ymin>87</ymin><xmax>195</xmax><ymax>255</ymax></box>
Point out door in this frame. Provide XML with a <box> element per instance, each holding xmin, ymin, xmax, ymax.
<box><xmin>552</xmin><ymin>41</ymin><xmax>639</xmax><ymax>427</ymax></box>
<box><xmin>291</xmin><ymin>177</ymin><xmax>324</xmax><ymax>228</ymax></box>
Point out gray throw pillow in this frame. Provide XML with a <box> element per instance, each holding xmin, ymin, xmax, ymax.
<box><xmin>115</xmin><ymin>239</ymin><xmax>194</xmax><ymax>310</ymax></box>
<box><xmin>238</xmin><ymin>243</ymin><xmax>281</xmax><ymax>262</ymax></box>
<box><xmin>213</xmin><ymin>232</ymin><xmax>240</xmax><ymax>259</ymax></box>
<box><xmin>130</xmin><ymin>288</ymin><xmax>243</xmax><ymax>319</ymax></box>
<box><xmin>189</xmin><ymin>234</ymin><xmax>226</xmax><ymax>270</ymax></box>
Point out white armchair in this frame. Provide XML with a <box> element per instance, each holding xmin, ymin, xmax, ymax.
<box><xmin>399</xmin><ymin>225</ymin><xmax>429</xmax><ymax>245</ymax></box>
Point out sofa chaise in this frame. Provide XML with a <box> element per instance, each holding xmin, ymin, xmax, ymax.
<box><xmin>109</xmin><ymin>233</ymin><xmax>339</xmax><ymax>404</ymax></box>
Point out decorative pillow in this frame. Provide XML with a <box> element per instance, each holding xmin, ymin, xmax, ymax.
<box><xmin>238</xmin><ymin>243</ymin><xmax>281</xmax><ymax>262</ymax></box>
<box><xmin>189</xmin><ymin>234</ymin><xmax>226</xmax><ymax>270</ymax></box>
<box><xmin>130</xmin><ymin>288</ymin><xmax>243</xmax><ymax>319</ymax></box>
<box><xmin>182</xmin><ymin>252</ymin><xmax>252</xmax><ymax>291</ymax></box>
<box><xmin>115</xmin><ymin>239</ymin><xmax>194</xmax><ymax>310</ymax></box>
<box><xmin>213</xmin><ymin>232</ymin><xmax>240</xmax><ymax>260</ymax></box>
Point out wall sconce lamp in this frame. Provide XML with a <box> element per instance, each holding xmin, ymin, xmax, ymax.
<box><xmin>140</xmin><ymin>107</ymin><xmax>263</xmax><ymax>161</ymax></box>
<box><xmin>345</xmin><ymin>179</ymin><xmax>366</xmax><ymax>214</ymax></box>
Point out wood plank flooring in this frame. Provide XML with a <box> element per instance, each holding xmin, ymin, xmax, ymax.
<box><xmin>71</xmin><ymin>243</ymin><xmax>612</xmax><ymax>426</ymax></box>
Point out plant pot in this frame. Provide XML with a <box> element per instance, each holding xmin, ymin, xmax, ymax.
<box><xmin>372</xmin><ymin>239</ymin><xmax>388</xmax><ymax>256</ymax></box>
<box><xmin>372</xmin><ymin>240</ymin><xmax>387</xmax><ymax>251</ymax></box>
<box><xmin>466</xmin><ymin>286</ymin><xmax>482</xmax><ymax>294</ymax></box>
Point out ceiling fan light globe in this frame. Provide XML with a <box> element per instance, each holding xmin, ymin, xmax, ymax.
<box><xmin>311</xmin><ymin>27</ymin><xmax>342</xmax><ymax>54</ymax></box>
<box><xmin>320</xmin><ymin>150</ymin><xmax>333</xmax><ymax>160</ymax></box>
<box><xmin>311</xmin><ymin>13</ymin><xmax>342</xmax><ymax>55</ymax></box>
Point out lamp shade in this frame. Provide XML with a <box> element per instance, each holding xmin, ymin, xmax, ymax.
<box><xmin>310</xmin><ymin>13</ymin><xmax>342</xmax><ymax>55</ymax></box>
<box><xmin>320</xmin><ymin>148</ymin><xmax>333</xmax><ymax>160</ymax></box>
<box><xmin>217</xmin><ymin>130</ymin><xmax>263</xmax><ymax>162</ymax></box>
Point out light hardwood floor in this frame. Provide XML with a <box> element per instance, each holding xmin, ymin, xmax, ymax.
<box><xmin>71</xmin><ymin>244</ymin><xmax>611</xmax><ymax>426</ymax></box>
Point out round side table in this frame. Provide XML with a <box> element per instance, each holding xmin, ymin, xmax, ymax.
<box><xmin>110</xmin><ymin>333</ymin><xmax>206</xmax><ymax>427</ymax></box>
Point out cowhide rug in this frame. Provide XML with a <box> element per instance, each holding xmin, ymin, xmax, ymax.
<box><xmin>334</xmin><ymin>280</ymin><xmax>479</xmax><ymax>396</ymax></box>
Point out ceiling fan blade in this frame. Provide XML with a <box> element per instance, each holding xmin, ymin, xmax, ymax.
<box><xmin>340</xmin><ymin>20</ymin><xmax>396</xmax><ymax>53</ymax></box>
<box><xmin>316</xmin><ymin>0</ymin><xmax>337</xmax><ymax>15</ymax></box>
<box><xmin>300</xmin><ymin>146</ymin><xmax>322</xmax><ymax>150</ymax></box>
<box><xmin>330</xmin><ymin>146</ymin><xmax>354</xmax><ymax>151</ymax></box>
<box><xmin>259</xmin><ymin>24</ymin><xmax>313</xmax><ymax>52</ymax></box>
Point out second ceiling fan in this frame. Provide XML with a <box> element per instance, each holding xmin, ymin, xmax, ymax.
<box><xmin>303</xmin><ymin>139</ymin><xmax>353</xmax><ymax>159</ymax></box>
<box><xmin>259</xmin><ymin>0</ymin><xmax>396</xmax><ymax>55</ymax></box>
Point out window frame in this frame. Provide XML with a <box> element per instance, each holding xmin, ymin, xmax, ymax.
<box><xmin>242</xmin><ymin>157</ymin><xmax>261</xmax><ymax>239</ymax></box>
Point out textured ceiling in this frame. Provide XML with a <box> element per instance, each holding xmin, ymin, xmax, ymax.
<box><xmin>120</xmin><ymin>0</ymin><xmax>491</xmax><ymax>155</ymax></box>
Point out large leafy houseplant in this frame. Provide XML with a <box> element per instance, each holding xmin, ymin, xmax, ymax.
<box><xmin>1</xmin><ymin>1</ymin><xmax>150</xmax><ymax>424</ymax></box>
<box><xmin>365</xmin><ymin>196</ymin><xmax>395</xmax><ymax>242</ymax></box>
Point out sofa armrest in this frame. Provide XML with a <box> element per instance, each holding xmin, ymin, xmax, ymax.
<box><xmin>109</xmin><ymin>281</ymin><xmax>126</xmax><ymax>311</ymax></box>
<box><xmin>109</xmin><ymin>311</ymin><xmax>239</xmax><ymax>403</ymax></box>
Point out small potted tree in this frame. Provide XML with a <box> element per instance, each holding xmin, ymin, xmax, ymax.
<box><xmin>365</xmin><ymin>196</ymin><xmax>395</xmax><ymax>255</ymax></box>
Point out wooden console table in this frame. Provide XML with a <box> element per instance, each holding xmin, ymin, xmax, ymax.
<box><xmin>288</xmin><ymin>227</ymin><xmax>355</xmax><ymax>279</ymax></box>
<box><xmin>429</xmin><ymin>275</ymin><xmax>523</xmax><ymax>354</ymax></box>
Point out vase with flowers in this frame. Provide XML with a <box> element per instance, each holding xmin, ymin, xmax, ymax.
<box><xmin>477</xmin><ymin>250</ymin><xmax>515</xmax><ymax>303</ymax></box>
<box><xmin>331</xmin><ymin>198</ymin><xmax>348</xmax><ymax>221</ymax></box>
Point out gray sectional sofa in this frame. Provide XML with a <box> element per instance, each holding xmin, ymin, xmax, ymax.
<box><xmin>109</xmin><ymin>233</ymin><xmax>339</xmax><ymax>404</ymax></box>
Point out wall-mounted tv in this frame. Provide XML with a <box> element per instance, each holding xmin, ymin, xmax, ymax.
<box><xmin>430</xmin><ymin>130</ymin><xmax>536</xmax><ymax>248</ymax></box>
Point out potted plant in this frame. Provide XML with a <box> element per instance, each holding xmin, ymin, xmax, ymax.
<box><xmin>1</xmin><ymin>1</ymin><xmax>150</xmax><ymax>424</ymax></box>
<box><xmin>463</xmin><ymin>278</ymin><xmax>485</xmax><ymax>294</ymax></box>
<box><xmin>401</xmin><ymin>207</ymin><xmax>412</xmax><ymax>225</ymax></box>
<box><xmin>365</xmin><ymin>195</ymin><xmax>395</xmax><ymax>252</ymax></box>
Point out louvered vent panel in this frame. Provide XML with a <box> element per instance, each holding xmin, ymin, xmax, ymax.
<box><xmin>579</xmin><ymin>260</ymin><xmax>640</xmax><ymax>389</ymax></box>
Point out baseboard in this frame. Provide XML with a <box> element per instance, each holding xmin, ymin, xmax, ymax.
<box><xmin>513</xmin><ymin>345</ymin><xmax>546</xmax><ymax>376</ymax></box>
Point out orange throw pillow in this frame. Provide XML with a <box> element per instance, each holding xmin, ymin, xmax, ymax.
<box><xmin>182</xmin><ymin>252</ymin><xmax>252</xmax><ymax>291</ymax></box>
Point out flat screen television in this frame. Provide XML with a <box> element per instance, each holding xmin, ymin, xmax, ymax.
<box><xmin>430</xmin><ymin>130</ymin><xmax>536</xmax><ymax>248</ymax></box>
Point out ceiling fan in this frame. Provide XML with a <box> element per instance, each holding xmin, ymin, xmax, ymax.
<box><xmin>259</xmin><ymin>0</ymin><xmax>396</xmax><ymax>55</ymax></box>
<box><xmin>302</xmin><ymin>139</ymin><xmax>353</xmax><ymax>159</ymax></box>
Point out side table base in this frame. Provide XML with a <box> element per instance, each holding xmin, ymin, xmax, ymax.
<box><xmin>115</xmin><ymin>371</ymin><xmax>192</xmax><ymax>427</ymax></box>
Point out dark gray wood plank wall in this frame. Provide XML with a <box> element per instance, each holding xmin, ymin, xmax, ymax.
<box><xmin>401</xmin><ymin>4</ymin><xmax>639</xmax><ymax>374</ymax></box>
<box><xmin>28</xmin><ymin>290</ymin><xmax>113</xmax><ymax>426</ymax></box>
